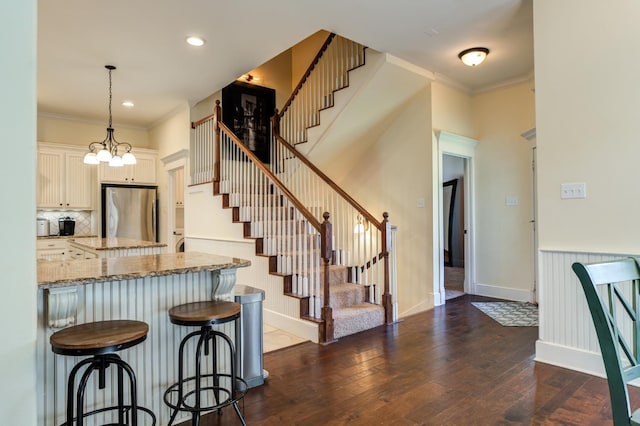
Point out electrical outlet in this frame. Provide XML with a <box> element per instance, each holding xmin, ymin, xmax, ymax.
<box><xmin>561</xmin><ymin>183</ymin><xmax>586</xmax><ymax>199</ymax></box>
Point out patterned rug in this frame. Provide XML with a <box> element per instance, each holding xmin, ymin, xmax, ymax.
<box><xmin>471</xmin><ymin>301</ymin><xmax>538</xmax><ymax>327</ymax></box>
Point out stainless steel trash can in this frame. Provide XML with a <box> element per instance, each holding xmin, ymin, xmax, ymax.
<box><xmin>234</xmin><ymin>284</ymin><xmax>266</xmax><ymax>388</ymax></box>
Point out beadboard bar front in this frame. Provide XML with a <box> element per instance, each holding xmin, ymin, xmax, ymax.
<box><xmin>36</xmin><ymin>257</ymin><xmax>249</xmax><ymax>425</ymax></box>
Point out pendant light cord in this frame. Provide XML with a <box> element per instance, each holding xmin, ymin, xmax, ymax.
<box><xmin>108</xmin><ymin>67</ymin><xmax>113</xmax><ymax>128</ymax></box>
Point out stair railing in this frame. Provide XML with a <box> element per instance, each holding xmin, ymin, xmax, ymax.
<box><xmin>271</xmin><ymin>123</ymin><xmax>394</xmax><ymax>324</ymax></box>
<box><xmin>277</xmin><ymin>33</ymin><xmax>366</xmax><ymax>145</ymax></box>
<box><xmin>203</xmin><ymin>101</ymin><xmax>335</xmax><ymax>342</ymax></box>
<box><xmin>190</xmin><ymin>112</ymin><xmax>216</xmax><ymax>185</ymax></box>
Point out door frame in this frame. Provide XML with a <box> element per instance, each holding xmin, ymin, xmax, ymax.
<box><xmin>433</xmin><ymin>130</ymin><xmax>478</xmax><ymax>306</ymax></box>
<box><xmin>161</xmin><ymin>149</ymin><xmax>188</xmax><ymax>253</ymax></box>
<box><xmin>521</xmin><ymin>128</ymin><xmax>538</xmax><ymax>303</ymax></box>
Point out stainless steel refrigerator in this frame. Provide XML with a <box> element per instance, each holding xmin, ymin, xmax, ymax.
<box><xmin>101</xmin><ymin>185</ymin><xmax>158</xmax><ymax>241</ymax></box>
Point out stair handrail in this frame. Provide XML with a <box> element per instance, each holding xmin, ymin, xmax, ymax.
<box><xmin>272</xmin><ymin>117</ymin><xmax>392</xmax><ymax>324</ymax></box>
<box><xmin>218</xmin><ymin>121</ymin><xmax>322</xmax><ymax>231</ymax></box>
<box><xmin>278</xmin><ymin>32</ymin><xmax>336</xmax><ymax>120</ymax></box>
<box><xmin>272</xmin><ymin>130</ymin><xmax>382</xmax><ymax>230</ymax></box>
<box><xmin>212</xmin><ymin>107</ymin><xmax>336</xmax><ymax>342</ymax></box>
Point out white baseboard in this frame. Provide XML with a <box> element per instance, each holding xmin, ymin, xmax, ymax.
<box><xmin>473</xmin><ymin>283</ymin><xmax>532</xmax><ymax>302</ymax></box>
<box><xmin>264</xmin><ymin>309</ymin><xmax>319</xmax><ymax>344</ymax></box>
<box><xmin>535</xmin><ymin>340</ymin><xmax>605</xmax><ymax>378</ymax></box>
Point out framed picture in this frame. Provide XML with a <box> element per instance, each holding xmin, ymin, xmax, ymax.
<box><xmin>221</xmin><ymin>81</ymin><xmax>276</xmax><ymax>163</ymax></box>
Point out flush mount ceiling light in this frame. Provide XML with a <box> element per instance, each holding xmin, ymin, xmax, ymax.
<box><xmin>121</xmin><ymin>101</ymin><xmax>134</xmax><ymax>107</ymax></box>
<box><xmin>458</xmin><ymin>47</ymin><xmax>490</xmax><ymax>67</ymax></box>
<box><xmin>83</xmin><ymin>65</ymin><xmax>136</xmax><ymax>167</ymax></box>
<box><xmin>186</xmin><ymin>36</ymin><xmax>205</xmax><ymax>47</ymax></box>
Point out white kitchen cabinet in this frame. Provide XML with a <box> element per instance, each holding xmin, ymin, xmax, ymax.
<box><xmin>37</xmin><ymin>146</ymin><xmax>95</xmax><ymax>209</ymax></box>
<box><xmin>99</xmin><ymin>151</ymin><xmax>157</xmax><ymax>185</ymax></box>
<box><xmin>36</xmin><ymin>239</ymin><xmax>67</xmax><ymax>260</ymax></box>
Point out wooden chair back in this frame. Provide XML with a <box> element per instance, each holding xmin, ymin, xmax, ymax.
<box><xmin>572</xmin><ymin>258</ymin><xmax>640</xmax><ymax>425</ymax></box>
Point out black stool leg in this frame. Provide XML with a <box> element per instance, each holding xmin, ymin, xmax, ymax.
<box><xmin>167</xmin><ymin>329</ymin><xmax>202</xmax><ymax>426</ymax></box>
<box><xmin>110</xmin><ymin>355</ymin><xmax>140</xmax><ymax>426</ymax></box>
<box><xmin>76</xmin><ymin>358</ymin><xmax>101</xmax><ymax>426</ymax></box>
<box><xmin>64</xmin><ymin>357</ymin><xmax>94</xmax><ymax>426</ymax></box>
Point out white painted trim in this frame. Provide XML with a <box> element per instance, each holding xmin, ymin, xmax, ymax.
<box><xmin>474</xmin><ymin>282</ymin><xmax>533</xmax><ymax>303</ymax></box>
<box><xmin>535</xmin><ymin>340</ymin><xmax>605</xmax><ymax>378</ymax></box>
<box><xmin>520</xmin><ymin>128</ymin><xmax>536</xmax><ymax>143</ymax></box>
<box><xmin>186</xmin><ymin>235</ymin><xmax>253</xmax><ymax>245</ymax></box>
<box><xmin>384</xmin><ymin>54</ymin><xmax>435</xmax><ymax>80</ymax></box>
<box><xmin>399</xmin><ymin>298</ymin><xmax>434</xmax><ymax>318</ymax></box>
<box><xmin>263</xmin><ymin>308</ymin><xmax>318</xmax><ymax>343</ymax></box>
<box><xmin>471</xmin><ymin>72</ymin><xmax>535</xmax><ymax>96</ymax></box>
<box><xmin>434</xmin><ymin>130</ymin><xmax>479</xmax><ymax>305</ymax></box>
<box><xmin>37</xmin><ymin>111</ymin><xmax>148</xmax><ymax>130</ymax></box>
<box><xmin>161</xmin><ymin>148</ymin><xmax>189</xmax><ymax>165</ymax></box>
<box><xmin>433</xmin><ymin>73</ymin><xmax>471</xmax><ymax>95</ymax></box>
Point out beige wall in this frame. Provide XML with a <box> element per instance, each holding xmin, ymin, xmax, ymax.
<box><xmin>148</xmin><ymin>103</ymin><xmax>191</xmax><ymax>247</ymax></box>
<box><xmin>37</xmin><ymin>114</ymin><xmax>150</xmax><ymax>148</ymax></box>
<box><xmin>431</xmin><ymin>82</ymin><xmax>474</xmax><ymax>137</ymax></box>
<box><xmin>535</xmin><ymin>0</ymin><xmax>640</xmax><ymax>254</ymax></box>
<box><xmin>472</xmin><ymin>81</ymin><xmax>536</xmax><ymax>297</ymax></box>
<box><xmin>291</xmin><ymin>30</ymin><xmax>330</xmax><ymax>91</ymax></box>
<box><xmin>1</xmin><ymin>0</ymin><xmax>37</xmax><ymax>423</ymax></box>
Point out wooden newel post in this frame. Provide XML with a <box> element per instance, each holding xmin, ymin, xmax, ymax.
<box><xmin>320</xmin><ymin>211</ymin><xmax>334</xmax><ymax>343</ymax></box>
<box><xmin>213</xmin><ymin>100</ymin><xmax>222</xmax><ymax>194</ymax></box>
<box><xmin>381</xmin><ymin>212</ymin><xmax>393</xmax><ymax>324</ymax></box>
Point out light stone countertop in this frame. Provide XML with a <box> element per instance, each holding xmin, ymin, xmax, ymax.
<box><xmin>37</xmin><ymin>234</ymin><xmax>97</xmax><ymax>240</ymax></box>
<box><xmin>69</xmin><ymin>237</ymin><xmax>167</xmax><ymax>251</ymax></box>
<box><xmin>37</xmin><ymin>252</ymin><xmax>251</xmax><ymax>289</ymax></box>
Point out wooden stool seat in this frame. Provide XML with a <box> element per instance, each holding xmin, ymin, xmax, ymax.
<box><xmin>168</xmin><ymin>300</ymin><xmax>240</xmax><ymax>326</ymax></box>
<box><xmin>50</xmin><ymin>320</ymin><xmax>148</xmax><ymax>356</ymax></box>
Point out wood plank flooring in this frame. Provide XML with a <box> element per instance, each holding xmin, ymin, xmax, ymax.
<box><xmin>182</xmin><ymin>295</ymin><xmax>640</xmax><ymax>425</ymax></box>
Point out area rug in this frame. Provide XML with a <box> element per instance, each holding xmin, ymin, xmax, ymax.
<box><xmin>471</xmin><ymin>301</ymin><xmax>538</xmax><ymax>327</ymax></box>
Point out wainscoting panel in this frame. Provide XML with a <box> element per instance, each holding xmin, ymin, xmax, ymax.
<box><xmin>537</xmin><ymin>250</ymin><xmax>634</xmax><ymax>375</ymax></box>
<box><xmin>37</xmin><ymin>271</ymin><xmax>236</xmax><ymax>426</ymax></box>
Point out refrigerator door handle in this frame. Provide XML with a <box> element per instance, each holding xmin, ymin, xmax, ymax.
<box><xmin>151</xmin><ymin>199</ymin><xmax>157</xmax><ymax>242</ymax></box>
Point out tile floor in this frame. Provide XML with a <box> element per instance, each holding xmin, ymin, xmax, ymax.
<box><xmin>263</xmin><ymin>324</ymin><xmax>308</xmax><ymax>353</ymax></box>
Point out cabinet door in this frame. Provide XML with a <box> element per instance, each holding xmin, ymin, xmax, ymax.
<box><xmin>99</xmin><ymin>162</ymin><xmax>132</xmax><ymax>183</ymax></box>
<box><xmin>65</xmin><ymin>152</ymin><xmax>94</xmax><ymax>209</ymax></box>
<box><xmin>37</xmin><ymin>151</ymin><xmax>64</xmax><ymax>208</ymax></box>
<box><xmin>132</xmin><ymin>154</ymin><xmax>156</xmax><ymax>184</ymax></box>
<box><xmin>175</xmin><ymin>167</ymin><xmax>184</xmax><ymax>206</ymax></box>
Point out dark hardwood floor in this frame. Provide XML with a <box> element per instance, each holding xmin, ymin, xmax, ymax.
<box><xmin>183</xmin><ymin>295</ymin><xmax>639</xmax><ymax>425</ymax></box>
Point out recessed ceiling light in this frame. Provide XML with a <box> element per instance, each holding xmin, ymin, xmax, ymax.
<box><xmin>186</xmin><ymin>36</ymin><xmax>205</xmax><ymax>47</ymax></box>
<box><xmin>122</xmin><ymin>101</ymin><xmax>134</xmax><ymax>107</ymax></box>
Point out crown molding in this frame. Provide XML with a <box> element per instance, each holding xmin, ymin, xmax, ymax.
<box><xmin>471</xmin><ymin>70</ymin><xmax>535</xmax><ymax>96</ymax></box>
<box><xmin>384</xmin><ymin>54</ymin><xmax>435</xmax><ymax>80</ymax></box>
<box><xmin>37</xmin><ymin>111</ymin><xmax>148</xmax><ymax>131</ymax></box>
<box><xmin>432</xmin><ymin>73</ymin><xmax>472</xmax><ymax>95</ymax></box>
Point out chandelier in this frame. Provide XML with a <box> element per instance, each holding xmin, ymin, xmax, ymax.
<box><xmin>83</xmin><ymin>65</ymin><xmax>136</xmax><ymax>167</ymax></box>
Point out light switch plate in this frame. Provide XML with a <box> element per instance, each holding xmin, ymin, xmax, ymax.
<box><xmin>561</xmin><ymin>183</ymin><xmax>586</xmax><ymax>199</ymax></box>
<box><xmin>416</xmin><ymin>198</ymin><xmax>425</xmax><ymax>208</ymax></box>
<box><xmin>505</xmin><ymin>196</ymin><xmax>519</xmax><ymax>206</ymax></box>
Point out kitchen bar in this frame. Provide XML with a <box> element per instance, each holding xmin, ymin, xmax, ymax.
<box><xmin>36</xmin><ymin>252</ymin><xmax>250</xmax><ymax>425</ymax></box>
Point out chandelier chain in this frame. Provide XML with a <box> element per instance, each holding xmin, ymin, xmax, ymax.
<box><xmin>108</xmin><ymin>67</ymin><xmax>113</xmax><ymax>128</ymax></box>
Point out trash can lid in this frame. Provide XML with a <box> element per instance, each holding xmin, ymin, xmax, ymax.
<box><xmin>234</xmin><ymin>284</ymin><xmax>265</xmax><ymax>303</ymax></box>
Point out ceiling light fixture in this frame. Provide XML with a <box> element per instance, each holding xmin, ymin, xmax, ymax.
<box><xmin>122</xmin><ymin>101</ymin><xmax>134</xmax><ymax>107</ymax></box>
<box><xmin>458</xmin><ymin>47</ymin><xmax>490</xmax><ymax>67</ymax></box>
<box><xmin>186</xmin><ymin>36</ymin><xmax>205</xmax><ymax>47</ymax></box>
<box><xmin>83</xmin><ymin>65</ymin><xmax>136</xmax><ymax>167</ymax></box>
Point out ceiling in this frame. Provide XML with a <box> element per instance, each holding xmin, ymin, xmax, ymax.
<box><xmin>37</xmin><ymin>0</ymin><xmax>533</xmax><ymax>128</ymax></box>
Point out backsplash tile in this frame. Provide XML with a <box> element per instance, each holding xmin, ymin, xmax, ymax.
<box><xmin>37</xmin><ymin>210</ymin><xmax>92</xmax><ymax>236</ymax></box>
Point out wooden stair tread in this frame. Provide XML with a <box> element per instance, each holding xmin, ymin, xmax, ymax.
<box><xmin>50</xmin><ymin>320</ymin><xmax>148</xmax><ymax>351</ymax></box>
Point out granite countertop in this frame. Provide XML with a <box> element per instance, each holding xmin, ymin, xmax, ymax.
<box><xmin>69</xmin><ymin>237</ymin><xmax>168</xmax><ymax>251</ymax></box>
<box><xmin>38</xmin><ymin>252</ymin><xmax>251</xmax><ymax>289</ymax></box>
<box><xmin>37</xmin><ymin>235</ymin><xmax>97</xmax><ymax>240</ymax></box>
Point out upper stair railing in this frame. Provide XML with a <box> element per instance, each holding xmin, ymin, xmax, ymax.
<box><xmin>277</xmin><ymin>33</ymin><xmax>366</xmax><ymax>145</ymax></box>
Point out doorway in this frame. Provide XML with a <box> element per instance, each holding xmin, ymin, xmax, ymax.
<box><xmin>433</xmin><ymin>130</ymin><xmax>478</xmax><ymax>306</ymax></box>
<box><xmin>443</xmin><ymin>155</ymin><xmax>465</xmax><ymax>300</ymax></box>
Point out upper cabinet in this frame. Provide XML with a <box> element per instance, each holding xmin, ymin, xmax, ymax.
<box><xmin>99</xmin><ymin>151</ymin><xmax>157</xmax><ymax>185</ymax></box>
<box><xmin>37</xmin><ymin>145</ymin><xmax>95</xmax><ymax>210</ymax></box>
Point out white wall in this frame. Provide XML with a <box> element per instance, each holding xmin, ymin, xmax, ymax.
<box><xmin>534</xmin><ymin>0</ymin><xmax>640</xmax><ymax>374</ymax></box>
<box><xmin>0</xmin><ymin>0</ymin><xmax>37</xmax><ymax>423</ymax></box>
<box><xmin>471</xmin><ymin>81</ymin><xmax>536</xmax><ymax>301</ymax></box>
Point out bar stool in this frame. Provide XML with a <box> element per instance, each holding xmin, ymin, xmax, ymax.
<box><xmin>50</xmin><ymin>320</ymin><xmax>156</xmax><ymax>426</ymax></box>
<box><xmin>164</xmin><ymin>300</ymin><xmax>248</xmax><ymax>426</ymax></box>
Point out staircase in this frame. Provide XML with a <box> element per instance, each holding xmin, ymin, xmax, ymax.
<box><xmin>191</xmin><ymin>33</ymin><xmax>397</xmax><ymax>343</ymax></box>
